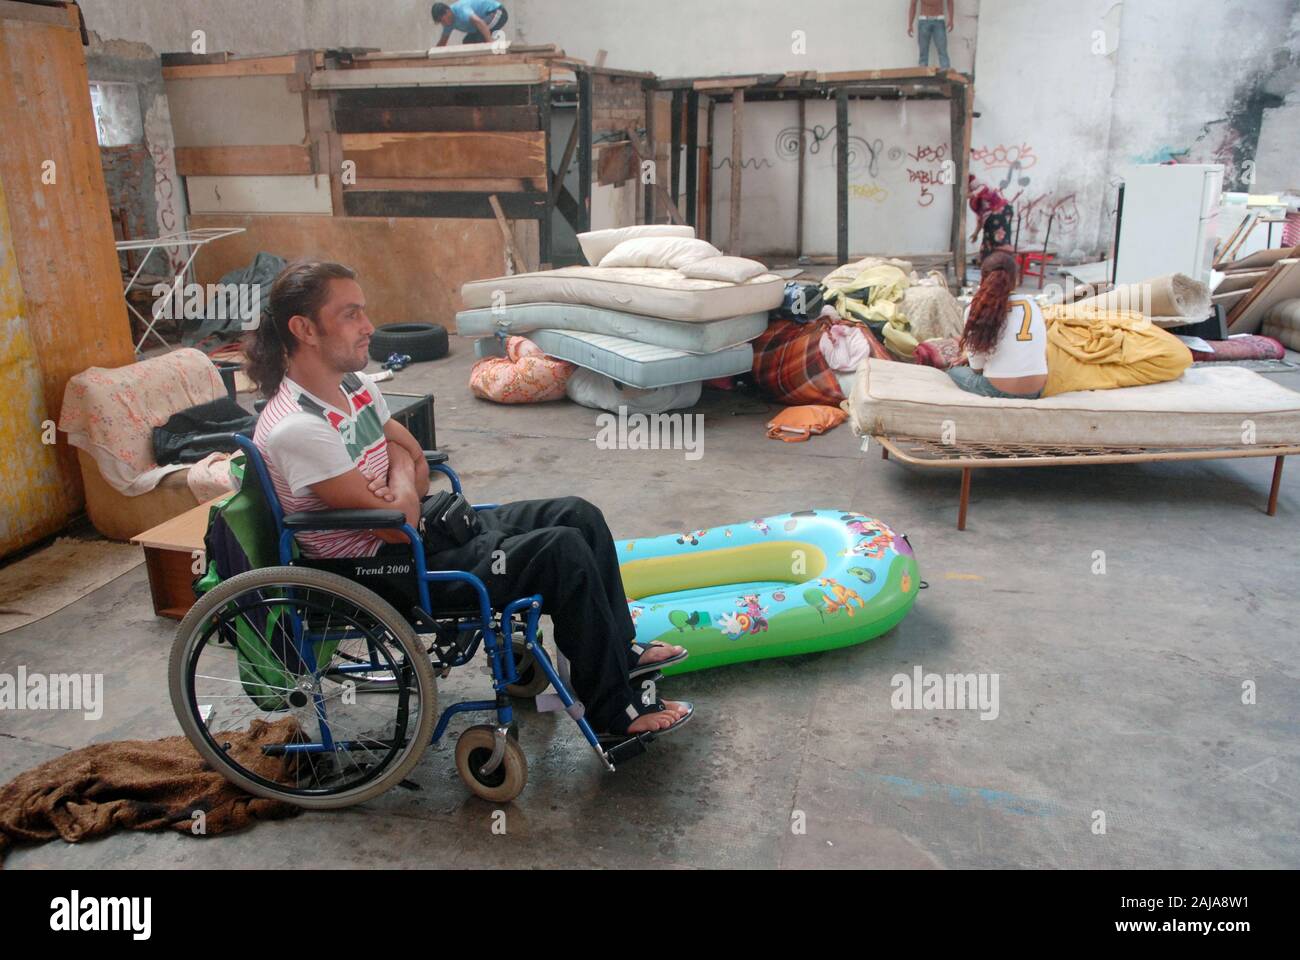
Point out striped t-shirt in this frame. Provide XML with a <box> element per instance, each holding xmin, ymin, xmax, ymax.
<box><xmin>254</xmin><ymin>372</ymin><xmax>391</xmax><ymax>558</ymax></box>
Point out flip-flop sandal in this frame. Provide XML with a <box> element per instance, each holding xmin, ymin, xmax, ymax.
<box><xmin>629</xmin><ymin>641</ymin><xmax>688</xmax><ymax>680</ymax></box>
<box><xmin>597</xmin><ymin>699</ymin><xmax>695</xmax><ymax>764</ymax></box>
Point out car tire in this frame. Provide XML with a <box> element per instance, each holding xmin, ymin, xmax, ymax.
<box><xmin>368</xmin><ymin>323</ymin><xmax>449</xmax><ymax>363</ymax></box>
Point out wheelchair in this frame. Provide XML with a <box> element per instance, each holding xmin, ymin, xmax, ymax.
<box><xmin>168</xmin><ymin>435</ymin><xmax>658</xmax><ymax>809</ymax></box>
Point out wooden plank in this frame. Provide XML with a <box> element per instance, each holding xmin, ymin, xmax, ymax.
<box><xmin>626</xmin><ymin>131</ymin><xmax>683</xmax><ymax>225</ymax></box>
<box><xmin>951</xmin><ymin>82</ymin><xmax>973</xmax><ymax>286</ymax></box>
<box><xmin>597</xmin><ymin>139</ymin><xmax>636</xmax><ymax>185</ymax></box>
<box><xmin>162</xmin><ymin>54</ymin><xmax>300</xmax><ymax>80</ymax></box>
<box><xmin>1219</xmin><ymin>245</ymin><xmax>1300</xmax><ymax>272</ymax></box>
<box><xmin>349</xmin><ymin>44</ymin><xmax>562</xmax><ymax>63</ymax></box>
<box><xmin>160</xmin><ymin>51</ymin><xmax>231</xmax><ymax>66</ymax></box>
<box><xmin>189</xmin><ymin>212</ymin><xmax>521</xmax><ymax>322</ymax></box>
<box><xmin>537</xmin><ymin>80</ymin><xmax>552</xmax><ymax>268</ymax></box>
<box><xmin>334</xmin><ymin>86</ymin><xmax>534</xmax><ymax>109</ymax></box>
<box><xmin>702</xmin><ymin>95</ymin><xmax>714</xmax><ymax>242</ymax></box>
<box><xmin>669</xmin><ymin>89</ymin><xmax>683</xmax><ymax>213</ymax></box>
<box><xmin>342</xmin><ymin>190</ymin><xmax>547</xmax><ymax>219</ymax></box>
<box><xmin>346</xmin><ymin>176</ymin><xmax>546</xmax><ymax>192</ymax></box>
<box><xmin>341</xmin><ymin>130</ymin><xmax>546</xmax><ymax>179</ymax></box>
<box><xmin>0</xmin><ymin>8</ymin><xmax>134</xmax><ymax>523</ymax></box>
<box><xmin>489</xmin><ymin>194</ymin><xmax>521</xmax><ymax>274</ymax></box>
<box><xmin>578</xmin><ymin>69</ymin><xmax>593</xmax><ymax>233</ymax></box>
<box><xmin>836</xmin><ymin>88</ymin><xmax>849</xmax><ymax>265</ymax></box>
<box><xmin>132</xmin><ymin>496</ymin><xmax>224</xmax><ymax>552</ymax></box>
<box><xmin>684</xmin><ymin>91</ymin><xmax>699</xmax><ymax>229</ymax></box>
<box><xmin>175</xmin><ymin>144</ymin><xmax>313</xmax><ymax>176</ymax></box>
<box><xmin>185</xmin><ymin>175</ymin><xmax>334</xmax><ymax>214</ymax></box>
<box><xmin>0</xmin><ymin>0</ymin><xmax>76</xmax><ymax>27</ymax></box>
<box><xmin>694</xmin><ymin>76</ymin><xmax>759</xmax><ymax>91</ymax></box>
<box><xmin>311</xmin><ymin>63</ymin><xmax>546</xmax><ymax>89</ymax></box>
<box><xmin>796</xmin><ymin>96</ymin><xmax>805</xmax><ymax>258</ymax></box>
<box><xmin>817</xmin><ymin>66</ymin><xmax>943</xmax><ymax>83</ymax></box>
<box><xmin>644</xmin><ymin>87</ymin><xmax>657</xmax><ymax>223</ymax></box>
<box><xmin>166</xmin><ymin>74</ymin><xmax>307</xmax><ymax>147</ymax></box>
<box><xmin>1214</xmin><ymin>269</ymin><xmax>1269</xmax><ymax>293</ymax></box>
<box><xmin>1228</xmin><ymin>259</ymin><xmax>1300</xmax><ymax>334</ymax></box>
<box><xmin>728</xmin><ymin>87</ymin><xmax>744</xmax><ymax>255</ymax></box>
<box><xmin>333</xmin><ymin>103</ymin><xmax>539</xmax><ymax>133</ymax></box>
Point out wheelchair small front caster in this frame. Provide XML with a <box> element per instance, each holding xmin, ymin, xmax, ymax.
<box><xmin>505</xmin><ymin>632</ymin><xmax>552</xmax><ymax>699</ymax></box>
<box><xmin>455</xmin><ymin>724</ymin><xmax>528</xmax><ymax>802</ymax></box>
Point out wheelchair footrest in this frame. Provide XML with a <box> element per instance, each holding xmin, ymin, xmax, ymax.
<box><xmin>600</xmin><ymin>733</ymin><xmax>650</xmax><ymax>765</ymax></box>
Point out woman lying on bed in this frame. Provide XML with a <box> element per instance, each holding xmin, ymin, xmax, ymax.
<box><xmin>949</xmin><ymin>251</ymin><xmax>1047</xmax><ymax>399</ymax></box>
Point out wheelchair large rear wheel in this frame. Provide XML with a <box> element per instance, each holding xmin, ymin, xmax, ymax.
<box><xmin>170</xmin><ymin>566</ymin><xmax>438</xmax><ymax>809</ymax></box>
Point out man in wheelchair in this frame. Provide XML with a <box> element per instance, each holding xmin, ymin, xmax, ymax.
<box><xmin>243</xmin><ymin>260</ymin><xmax>693</xmax><ymax>744</ymax></box>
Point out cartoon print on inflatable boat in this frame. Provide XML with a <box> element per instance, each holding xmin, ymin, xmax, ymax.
<box><xmin>667</xmin><ymin>609</ymin><xmax>711</xmax><ymax>631</ymax></box>
<box><xmin>736</xmin><ymin>594</ymin><xmax>770</xmax><ymax>633</ymax></box>
<box><xmin>843</xmin><ymin>532</ymin><xmax>893</xmax><ymax>560</ymax></box>
<box><xmin>816</xmin><ymin>577</ymin><xmax>866</xmax><ymax>617</ymax></box>
<box><xmin>616</xmin><ymin>508</ymin><xmax>921</xmax><ymax>668</ymax></box>
<box><xmin>716</xmin><ymin>611</ymin><xmax>752</xmax><ymax>639</ymax></box>
<box><xmin>846</xmin><ymin>566</ymin><xmax>876</xmax><ymax>584</ymax></box>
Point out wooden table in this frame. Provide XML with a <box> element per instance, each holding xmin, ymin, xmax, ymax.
<box><xmin>131</xmin><ymin>496</ymin><xmax>225</xmax><ymax>619</ymax></box>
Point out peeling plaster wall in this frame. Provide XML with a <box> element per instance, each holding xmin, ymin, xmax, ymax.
<box><xmin>1107</xmin><ymin>0</ymin><xmax>1298</xmax><ymax>187</ymax></box>
<box><xmin>514</xmin><ymin>0</ymin><xmax>980</xmax><ymax>76</ymax></box>
<box><xmin>86</xmin><ymin>35</ymin><xmax>188</xmax><ymax>272</ymax></box>
<box><xmin>76</xmin><ymin>0</ymin><xmax>443</xmax><ymax>56</ymax></box>
<box><xmin>969</xmin><ymin>0</ymin><xmax>1120</xmax><ymax>261</ymax></box>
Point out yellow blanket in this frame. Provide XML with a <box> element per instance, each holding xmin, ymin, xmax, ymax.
<box><xmin>822</xmin><ymin>261</ymin><xmax>915</xmax><ymax>357</ymax></box>
<box><xmin>1041</xmin><ymin>306</ymin><xmax>1192</xmax><ymax>397</ymax></box>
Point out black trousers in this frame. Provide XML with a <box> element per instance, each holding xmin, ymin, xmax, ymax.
<box><xmin>385</xmin><ymin>496</ymin><xmax>638</xmax><ymax>732</ymax></box>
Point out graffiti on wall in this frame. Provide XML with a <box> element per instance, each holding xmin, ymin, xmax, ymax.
<box><xmin>970</xmin><ymin>140</ymin><xmax>1080</xmax><ymax>243</ymax></box>
<box><xmin>907</xmin><ymin>143</ymin><xmax>953</xmax><ymax>207</ymax></box>
<box><xmin>773</xmin><ymin>125</ymin><xmax>907</xmax><ymax>180</ymax></box>
<box><xmin>849</xmin><ymin>182</ymin><xmax>889</xmax><ymax>203</ymax></box>
<box><xmin>144</xmin><ymin>94</ymin><xmax>185</xmax><ymax>273</ymax></box>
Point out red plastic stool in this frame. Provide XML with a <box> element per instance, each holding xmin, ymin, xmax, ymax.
<box><xmin>1015</xmin><ymin>251</ymin><xmax>1055</xmax><ymax>289</ymax></box>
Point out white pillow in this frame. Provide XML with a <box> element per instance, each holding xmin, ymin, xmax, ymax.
<box><xmin>599</xmin><ymin>236</ymin><xmax>722</xmax><ymax>270</ymax></box>
<box><xmin>577</xmin><ymin>224</ymin><xmax>695</xmax><ymax>266</ymax></box>
<box><xmin>678</xmin><ymin>255</ymin><xmax>769</xmax><ymax>283</ymax></box>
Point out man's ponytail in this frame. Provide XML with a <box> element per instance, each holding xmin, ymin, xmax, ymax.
<box><xmin>244</xmin><ymin>260</ymin><xmax>356</xmax><ymax>398</ymax></box>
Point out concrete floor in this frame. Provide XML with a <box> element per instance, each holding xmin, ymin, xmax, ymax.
<box><xmin>3</xmin><ymin>335</ymin><xmax>1298</xmax><ymax>869</ymax></box>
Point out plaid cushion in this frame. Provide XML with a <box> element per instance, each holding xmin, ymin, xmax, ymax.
<box><xmin>751</xmin><ymin>318</ymin><xmax>845</xmax><ymax>406</ymax></box>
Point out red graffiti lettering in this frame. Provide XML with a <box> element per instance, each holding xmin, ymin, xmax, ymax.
<box><xmin>972</xmin><ymin>142</ymin><xmax>1038</xmax><ymax>170</ymax></box>
<box><xmin>908</xmin><ymin>143</ymin><xmax>948</xmax><ymax>163</ymax></box>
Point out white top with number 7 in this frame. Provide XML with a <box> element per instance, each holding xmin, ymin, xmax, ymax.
<box><xmin>965</xmin><ymin>297</ymin><xmax>1048</xmax><ymax>379</ymax></box>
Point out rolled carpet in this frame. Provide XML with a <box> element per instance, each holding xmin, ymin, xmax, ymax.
<box><xmin>1070</xmin><ymin>272</ymin><xmax>1210</xmax><ymax>321</ymax></box>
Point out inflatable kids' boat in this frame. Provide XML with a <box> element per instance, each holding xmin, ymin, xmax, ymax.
<box><xmin>617</xmin><ymin>509</ymin><xmax>919</xmax><ymax>674</ymax></box>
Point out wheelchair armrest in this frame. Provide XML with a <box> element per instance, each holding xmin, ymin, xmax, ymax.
<box><xmin>424</xmin><ymin>449</ymin><xmax>449</xmax><ymax>466</ymax></box>
<box><xmin>283</xmin><ymin>509</ymin><xmax>407</xmax><ymax>531</ymax></box>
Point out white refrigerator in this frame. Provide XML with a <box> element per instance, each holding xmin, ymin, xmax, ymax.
<box><xmin>1115</xmin><ymin>163</ymin><xmax>1224</xmax><ymax>286</ymax></box>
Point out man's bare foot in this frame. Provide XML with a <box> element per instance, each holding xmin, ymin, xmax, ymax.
<box><xmin>626</xmin><ymin>699</ymin><xmax>689</xmax><ymax>734</ymax></box>
<box><xmin>636</xmin><ymin>642</ymin><xmax>685</xmax><ymax>668</ymax></box>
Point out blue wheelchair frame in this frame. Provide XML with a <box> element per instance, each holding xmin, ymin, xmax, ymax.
<box><xmin>232</xmin><ymin>435</ymin><xmax>614</xmax><ymax>774</ymax></box>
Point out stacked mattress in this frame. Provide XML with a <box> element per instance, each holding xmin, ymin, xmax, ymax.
<box><xmin>458</xmin><ymin>263</ymin><xmax>784</xmax><ymax>399</ymax></box>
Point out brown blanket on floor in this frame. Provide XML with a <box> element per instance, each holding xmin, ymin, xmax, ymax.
<box><xmin>0</xmin><ymin>718</ymin><xmax>302</xmax><ymax>866</ymax></box>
